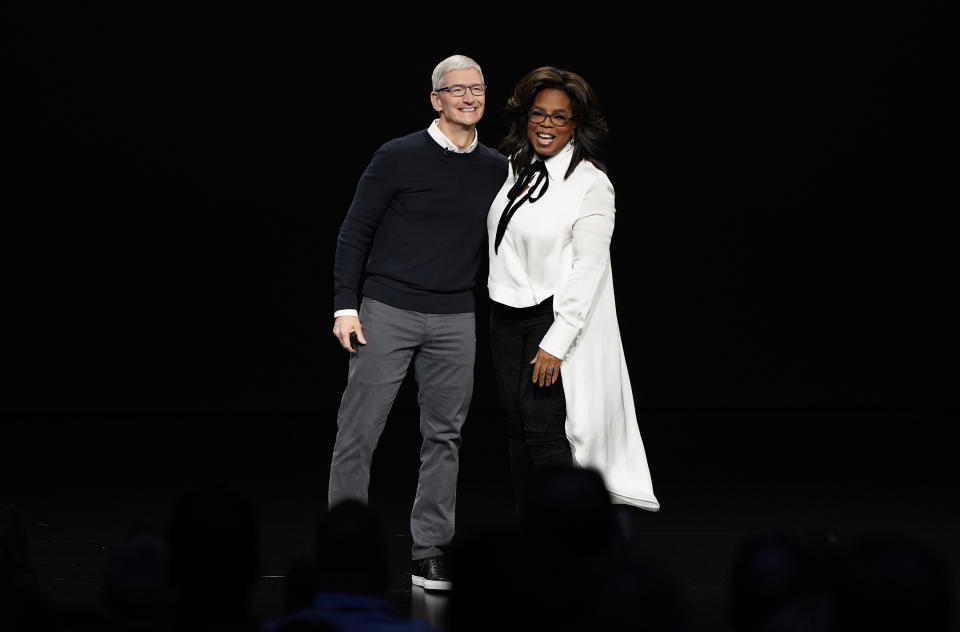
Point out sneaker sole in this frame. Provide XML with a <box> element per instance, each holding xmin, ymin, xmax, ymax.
<box><xmin>411</xmin><ymin>575</ymin><xmax>453</xmax><ymax>591</ymax></box>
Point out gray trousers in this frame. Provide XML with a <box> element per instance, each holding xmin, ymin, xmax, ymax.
<box><xmin>328</xmin><ymin>297</ymin><xmax>475</xmax><ymax>559</ymax></box>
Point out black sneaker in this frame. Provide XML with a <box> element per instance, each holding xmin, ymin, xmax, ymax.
<box><xmin>411</xmin><ymin>555</ymin><xmax>453</xmax><ymax>591</ymax></box>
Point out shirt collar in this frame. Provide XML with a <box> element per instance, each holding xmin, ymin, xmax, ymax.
<box><xmin>428</xmin><ymin>119</ymin><xmax>478</xmax><ymax>153</ymax></box>
<box><xmin>540</xmin><ymin>140</ymin><xmax>575</xmax><ymax>180</ymax></box>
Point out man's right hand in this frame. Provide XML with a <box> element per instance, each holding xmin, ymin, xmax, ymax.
<box><xmin>333</xmin><ymin>315</ymin><xmax>366</xmax><ymax>353</ymax></box>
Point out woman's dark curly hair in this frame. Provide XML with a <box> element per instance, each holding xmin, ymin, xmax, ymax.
<box><xmin>499</xmin><ymin>66</ymin><xmax>609</xmax><ymax>180</ymax></box>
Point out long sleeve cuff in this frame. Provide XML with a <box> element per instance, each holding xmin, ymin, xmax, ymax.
<box><xmin>539</xmin><ymin>316</ymin><xmax>580</xmax><ymax>360</ymax></box>
<box><xmin>334</xmin><ymin>309</ymin><xmax>359</xmax><ymax>319</ymax></box>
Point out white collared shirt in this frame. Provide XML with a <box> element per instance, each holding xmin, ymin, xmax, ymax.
<box><xmin>334</xmin><ymin>122</ymin><xmax>479</xmax><ymax>319</ymax></box>
<box><xmin>487</xmin><ymin>141</ymin><xmax>617</xmax><ymax>359</ymax></box>
<box><xmin>427</xmin><ymin>118</ymin><xmax>478</xmax><ymax>153</ymax></box>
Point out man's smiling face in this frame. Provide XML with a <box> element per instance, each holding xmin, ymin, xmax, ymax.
<box><xmin>431</xmin><ymin>68</ymin><xmax>485</xmax><ymax>128</ymax></box>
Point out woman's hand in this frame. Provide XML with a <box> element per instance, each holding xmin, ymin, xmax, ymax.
<box><xmin>530</xmin><ymin>348</ymin><xmax>561</xmax><ymax>387</ymax></box>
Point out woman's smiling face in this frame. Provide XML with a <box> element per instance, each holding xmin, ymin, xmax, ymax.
<box><xmin>527</xmin><ymin>88</ymin><xmax>576</xmax><ymax>158</ymax></box>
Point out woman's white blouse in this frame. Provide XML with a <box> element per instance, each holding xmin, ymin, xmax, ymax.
<box><xmin>487</xmin><ymin>141</ymin><xmax>615</xmax><ymax>360</ymax></box>
<box><xmin>487</xmin><ymin>141</ymin><xmax>659</xmax><ymax>510</ymax></box>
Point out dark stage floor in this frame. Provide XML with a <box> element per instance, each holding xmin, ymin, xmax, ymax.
<box><xmin>3</xmin><ymin>409</ymin><xmax>959</xmax><ymax>630</ymax></box>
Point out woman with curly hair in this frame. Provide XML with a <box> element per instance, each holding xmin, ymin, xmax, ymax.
<box><xmin>487</xmin><ymin>66</ymin><xmax>659</xmax><ymax>511</ymax></box>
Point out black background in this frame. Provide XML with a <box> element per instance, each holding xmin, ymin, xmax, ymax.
<box><xmin>6</xmin><ymin>4</ymin><xmax>956</xmax><ymax>415</ymax></box>
<box><xmin>4</xmin><ymin>8</ymin><xmax>958</xmax><ymax>626</ymax></box>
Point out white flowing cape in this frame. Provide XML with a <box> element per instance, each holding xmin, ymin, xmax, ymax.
<box><xmin>559</xmin><ymin>260</ymin><xmax>660</xmax><ymax>511</ymax></box>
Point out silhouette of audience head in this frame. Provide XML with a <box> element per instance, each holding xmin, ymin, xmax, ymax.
<box><xmin>283</xmin><ymin>554</ymin><xmax>317</xmax><ymax>614</ymax></box>
<box><xmin>448</xmin><ymin>529</ymin><xmax>522</xmax><ymax>632</ymax></box>
<box><xmin>313</xmin><ymin>499</ymin><xmax>389</xmax><ymax>598</ymax></box>
<box><xmin>1</xmin><ymin>505</ymin><xmax>51</xmax><ymax>632</ymax></box>
<box><xmin>522</xmin><ymin>465</ymin><xmax>617</xmax><ymax>555</ymax></box>
<box><xmin>730</xmin><ymin>530</ymin><xmax>957</xmax><ymax>632</ymax></box>
<box><xmin>451</xmin><ymin>466</ymin><xmax>685</xmax><ymax>632</ymax></box>
<box><xmin>833</xmin><ymin>533</ymin><xmax>954</xmax><ymax>632</ymax></box>
<box><xmin>753</xmin><ymin>593</ymin><xmax>834</xmax><ymax>632</ymax></box>
<box><xmin>1</xmin><ymin>506</ymin><xmax>31</xmax><ymax>577</ymax></box>
<box><xmin>165</xmin><ymin>486</ymin><xmax>261</xmax><ymax>628</ymax></box>
<box><xmin>729</xmin><ymin>531</ymin><xmax>826</xmax><ymax>632</ymax></box>
<box><xmin>100</xmin><ymin>532</ymin><xmax>173</xmax><ymax>629</ymax></box>
<box><xmin>271</xmin><ymin>620</ymin><xmax>337</xmax><ymax>632</ymax></box>
<box><xmin>586</xmin><ymin>547</ymin><xmax>687</xmax><ymax>632</ymax></box>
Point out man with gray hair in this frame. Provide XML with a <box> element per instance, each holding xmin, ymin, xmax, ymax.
<box><xmin>329</xmin><ymin>54</ymin><xmax>506</xmax><ymax>590</ymax></box>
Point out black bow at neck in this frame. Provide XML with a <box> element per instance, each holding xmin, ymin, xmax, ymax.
<box><xmin>494</xmin><ymin>159</ymin><xmax>550</xmax><ymax>254</ymax></box>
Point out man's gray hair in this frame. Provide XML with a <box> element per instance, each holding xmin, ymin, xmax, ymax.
<box><xmin>432</xmin><ymin>55</ymin><xmax>484</xmax><ymax>91</ymax></box>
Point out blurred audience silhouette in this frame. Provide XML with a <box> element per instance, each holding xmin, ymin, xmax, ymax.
<box><xmin>99</xmin><ymin>531</ymin><xmax>173</xmax><ymax>631</ymax></box>
<box><xmin>282</xmin><ymin>554</ymin><xmax>318</xmax><ymax>615</ymax></box>
<box><xmin>4</xmin><ymin>472</ymin><xmax>959</xmax><ymax>632</ymax></box>
<box><xmin>166</xmin><ymin>487</ymin><xmax>261</xmax><ymax>631</ymax></box>
<box><xmin>449</xmin><ymin>465</ymin><xmax>687</xmax><ymax>632</ymax></box>
<box><xmin>1</xmin><ymin>504</ymin><xmax>54</xmax><ymax>631</ymax></box>
<box><xmin>833</xmin><ymin>533</ymin><xmax>955</xmax><ymax>632</ymax></box>
<box><xmin>729</xmin><ymin>528</ymin><xmax>957</xmax><ymax>632</ymax></box>
<box><xmin>264</xmin><ymin>499</ymin><xmax>433</xmax><ymax>632</ymax></box>
<box><xmin>729</xmin><ymin>531</ymin><xmax>832</xmax><ymax>631</ymax></box>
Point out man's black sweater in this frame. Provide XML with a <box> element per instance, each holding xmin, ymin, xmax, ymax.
<box><xmin>334</xmin><ymin>129</ymin><xmax>507</xmax><ymax>314</ymax></box>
